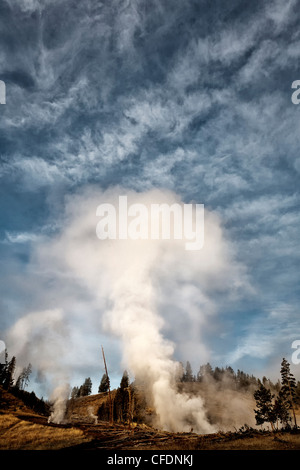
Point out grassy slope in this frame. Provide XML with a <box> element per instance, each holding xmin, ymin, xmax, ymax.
<box><xmin>0</xmin><ymin>387</ymin><xmax>92</xmax><ymax>450</ymax></box>
<box><xmin>0</xmin><ymin>413</ymin><xmax>92</xmax><ymax>450</ymax></box>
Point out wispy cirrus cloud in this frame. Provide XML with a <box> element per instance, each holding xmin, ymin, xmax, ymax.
<box><xmin>1</xmin><ymin>0</ymin><xmax>300</xmax><ymax>384</ymax></box>
<box><xmin>225</xmin><ymin>303</ymin><xmax>300</xmax><ymax>371</ymax></box>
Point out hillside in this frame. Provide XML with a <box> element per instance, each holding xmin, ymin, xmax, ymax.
<box><xmin>0</xmin><ymin>386</ymin><xmax>34</xmax><ymax>414</ymax></box>
<box><xmin>66</xmin><ymin>391</ymin><xmax>115</xmax><ymax>423</ymax></box>
<box><xmin>0</xmin><ymin>386</ymin><xmax>92</xmax><ymax>450</ymax></box>
<box><xmin>1</xmin><ymin>386</ymin><xmax>300</xmax><ymax>450</ymax></box>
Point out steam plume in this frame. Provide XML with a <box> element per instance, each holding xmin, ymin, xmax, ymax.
<box><xmin>43</xmin><ymin>187</ymin><xmax>242</xmax><ymax>432</ymax></box>
<box><xmin>5</xmin><ymin>309</ymin><xmax>72</xmax><ymax>424</ymax></box>
<box><xmin>6</xmin><ymin>187</ymin><xmax>246</xmax><ymax>431</ymax></box>
<box><xmin>88</xmin><ymin>406</ymin><xmax>98</xmax><ymax>424</ymax></box>
<box><xmin>48</xmin><ymin>383</ymin><xmax>70</xmax><ymax>424</ymax></box>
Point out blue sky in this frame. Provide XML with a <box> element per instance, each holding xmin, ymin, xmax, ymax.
<box><xmin>0</xmin><ymin>0</ymin><xmax>300</xmax><ymax>393</ymax></box>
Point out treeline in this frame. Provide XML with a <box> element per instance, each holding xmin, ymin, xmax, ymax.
<box><xmin>70</xmin><ymin>377</ymin><xmax>93</xmax><ymax>398</ymax></box>
<box><xmin>70</xmin><ymin>371</ymin><xmax>115</xmax><ymax>398</ymax></box>
<box><xmin>180</xmin><ymin>361</ymin><xmax>264</xmax><ymax>390</ymax></box>
<box><xmin>69</xmin><ymin>371</ymin><xmax>110</xmax><ymax>399</ymax></box>
<box><xmin>0</xmin><ymin>349</ymin><xmax>49</xmax><ymax>415</ymax></box>
<box><xmin>180</xmin><ymin>360</ymin><xmax>300</xmax><ymax>403</ymax></box>
<box><xmin>70</xmin><ymin>372</ymin><xmax>112</xmax><ymax>398</ymax></box>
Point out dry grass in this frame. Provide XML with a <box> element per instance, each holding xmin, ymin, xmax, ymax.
<box><xmin>145</xmin><ymin>432</ymin><xmax>300</xmax><ymax>451</ymax></box>
<box><xmin>1</xmin><ymin>411</ymin><xmax>300</xmax><ymax>451</ymax></box>
<box><xmin>1</xmin><ymin>386</ymin><xmax>300</xmax><ymax>451</ymax></box>
<box><xmin>0</xmin><ymin>413</ymin><xmax>92</xmax><ymax>450</ymax></box>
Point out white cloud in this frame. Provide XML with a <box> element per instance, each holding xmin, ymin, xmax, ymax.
<box><xmin>226</xmin><ymin>303</ymin><xmax>300</xmax><ymax>366</ymax></box>
<box><xmin>265</xmin><ymin>0</ymin><xmax>298</xmax><ymax>30</ymax></box>
<box><xmin>5</xmin><ymin>231</ymin><xmax>39</xmax><ymax>244</ymax></box>
<box><xmin>6</xmin><ymin>157</ymin><xmax>65</xmax><ymax>190</ymax></box>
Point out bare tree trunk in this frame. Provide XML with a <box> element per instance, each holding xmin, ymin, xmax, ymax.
<box><xmin>102</xmin><ymin>346</ymin><xmax>113</xmax><ymax>425</ymax></box>
<box><xmin>288</xmin><ymin>381</ymin><xmax>297</xmax><ymax>428</ymax></box>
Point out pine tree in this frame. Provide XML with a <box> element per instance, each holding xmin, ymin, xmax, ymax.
<box><xmin>3</xmin><ymin>356</ymin><xmax>16</xmax><ymax>389</ymax></box>
<box><xmin>262</xmin><ymin>376</ymin><xmax>268</xmax><ymax>387</ymax></box>
<box><xmin>213</xmin><ymin>366</ymin><xmax>224</xmax><ymax>382</ymax></box>
<box><xmin>253</xmin><ymin>382</ymin><xmax>276</xmax><ymax>431</ymax></box>
<box><xmin>196</xmin><ymin>363</ymin><xmax>213</xmax><ymax>382</ymax></box>
<box><xmin>295</xmin><ymin>381</ymin><xmax>300</xmax><ymax>406</ymax></box>
<box><xmin>113</xmin><ymin>371</ymin><xmax>131</xmax><ymax>423</ymax></box>
<box><xmin>225</xmin><ymin>366</ymin><xmax>235</xmax><ymax>379</ymax></box>
<box><xmin>79</xmin><ymin>377</ymin><xmax>92</xmax><ymax>396</ymax></box>
<box><xmin>15</xmin><ymin>363</ymin><xmax>32</xmax><ymax>390</ymax></box>
<box><xmin>183</xmin><ymin>361</ymin><xmax>194</xmax><ymax>382</ymax></box>
<box><xmin>280</xmin><ymin>358</ymin><xmax>297</xmax><ymax>428</ymax></box>
<box><xmin>15</xmin><ymin>374</ymin><xmax>22</xmax><ymax>390</ymax></box>
<box><xmin>71</xmin><ymin>386</ymin><xmax>80</xmax><ymax>399</ymax></box>
<box><xmin>120</xmin><ymin>370</ymin><xmax>129</xmax><ymax>389</ymax></box>
<box><xmin>237</xmin><ymin>369</ymin><xmax>251</xmax><ymax>389</ymax></box>
<box><xmin>0</xmin><ymin>349</ymin><xmax>9</xmax><ymax>386</ymax></box>
<box><xmin>273</xmin><ymin>391</ymin><xmax>291</xmax><ymax>429</ymax></box>
<box><xmin>98</xmin><ymin>373</ymin><xmax>110</xmax><ymax>393</ymax></box>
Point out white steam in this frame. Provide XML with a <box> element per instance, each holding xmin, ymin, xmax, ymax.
<box><xmin>6</xmin><ymin>309</ymin><xmax>72</xmax><ymax>424</ymax></box>
<box><xmin>88</xmin><ymin>406</ymin><xmax>98</xmax><ymax>424</ymax></box>
<box><xmin>48</xmin><ymin>383</ymin><xmax>71</xmax><ymax>424</ymax></box>
<box><xmin>5</xmin><ymin>187</ymin><xmax>247</xmax><ymax>432</ymax></box>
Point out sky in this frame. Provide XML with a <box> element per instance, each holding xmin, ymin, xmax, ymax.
<box><xmin>0</xmin><ymin>0</ymin><xmax>300</xmax><ymax>395</ymax></box>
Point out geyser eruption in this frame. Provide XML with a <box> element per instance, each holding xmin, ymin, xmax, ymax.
<box><xmin>100</xmin><ymin>237</ymin><xmax>214</xmax><ymax>433</ymax></box>
<box><xmin>5</xmin><ymin>187</ymin><xmax>245</xmax><ymax>431</ymax></box>
<box><xmin>48</xmin><ymin>383</ymin><xmax>70</xmax><ymax>424</ymax></box>
<box><xmin>40</xmin><ymin>187</ymin><xmax>241</xmax><ymax>433</ymax></box>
